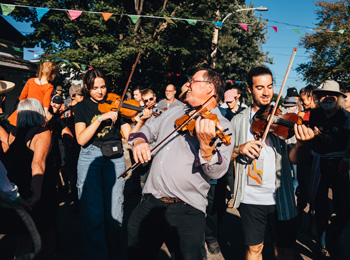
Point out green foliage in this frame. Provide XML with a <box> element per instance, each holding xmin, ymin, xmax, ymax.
<box><xmin>297</xmin><ymin>0</ymin><xmax>350</xmax><ymax>91</ymax></box>
<box><xmin>8</xmin><ymin>0</ymin><xmax>270</xmax><ymax>99</ymax></box>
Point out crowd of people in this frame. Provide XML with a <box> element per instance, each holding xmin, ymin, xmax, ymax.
<box><xmin>0</xmin><ymin>62</ymin><xmax>349</xmax><ymax>260</ymax></box>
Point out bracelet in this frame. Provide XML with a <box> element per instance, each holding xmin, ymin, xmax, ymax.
<box><xmin>97</xmin><ymin>115</ymin><xmax>103</xmax><ymax>123</ymax></box>
<box><xmin>343</xmin><ymin>157</ymin><xmax>350</xmax><ymax>162</ymax></box>
<box><xmin>202</xmin><ymin>149</ymin><xmax>216</xmax><ymax>158</ymax></box>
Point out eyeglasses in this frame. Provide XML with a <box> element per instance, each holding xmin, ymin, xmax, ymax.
<box><xmin>143</xmin><ymin>97</ymin><xmax>155</xmax><ymax>103</ymax></box>
<box><xmin>188</xmin><ymin>79</ymin><xmax>212</xmax><ymax>85</ymax></box>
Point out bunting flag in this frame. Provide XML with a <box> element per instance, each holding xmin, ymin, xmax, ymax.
<box><xmin>335</xmin><ymin>29</ymin><xmax>345</xmax><ymax>34</ymax></box>
<box><xmin>1</xmin><ymin>4</ymin><xmax>15</xmax><ymax>16</ymax></box>
<box><xmin>186</xmin><ymin>19</ymin><xmax>197</xmax><ymax>26</ymax></box>
<box><xmin>12</xmin><ymin>47</ymin><xmax>22</xmax><ymax>52</ymax></box>
<box><xmin>237</xmin><ymin>23</ymin><xmax>248</xmax><ymax>31</ymax></box>
<box><xmin>35</xmin><ymin>7</ymin><xmax>50</xmax><ymax>21</ymax></box>
<box><xmin>101</xmin><ymin>12</ymin><xmax>113</xmax><ymax>21</ymax></box>
<box><xmin>164</xmin><ymin>15</ymin><xmax>176</xmax><ymax>25</ymax></box>
<box><xmin>128</xmin><ymin>14</ymin><xmax>140</xmax><ymax>24</ymax></box>
<box><xmin>271</xmin><ymin>26</ymin><xmax>277</xmax><ymax>33</ymax></box>
<box><xmin>68</xmin><ymin>10</ymin><xmax>82</xmax><ymax>21</ymax></box>
<box><xmin>81</xmin><ymin>64</ymin><xmax>86</xmax><ymax>71</ymax></box>
<box><xmin>0</xmin><ymin>43</ymin><xmax>7</xmax><ymax>48</ymax></box>
<box><xmin>212</xmin><ymin>21</ymin><xmax>223</xmax><ymax>28</ymax></box>
<box><xmin>72</xmin><ymin>62</ymin><xmax>80</xmax><ymax>69</ymax></box>
<box><xmin>291</xmin><ymin>28</ymin><xmax>301</xmax><ymax>36</ymax></box>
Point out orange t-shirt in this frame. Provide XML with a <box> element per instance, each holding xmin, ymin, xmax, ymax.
<box><xmin>8</xmin><ymin>78</ymin><xmax>54</xmax><ymax>126</ymax></box>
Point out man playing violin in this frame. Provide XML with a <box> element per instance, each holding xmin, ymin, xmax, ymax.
<box><xmin>231</xmin><ymin>66</ymin><xmax>315</xmax><ymax>260</ymax></box>
<box><xmin>306</xmin><ymin>80</ymin><xmax>350</xmax><ymax>257</ymax></box>
<box><xmin>127</xmin><ymin>68</ymin><xmax>234</xmax><ymax>259</ymax></box>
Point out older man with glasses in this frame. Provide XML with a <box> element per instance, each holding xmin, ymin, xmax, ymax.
<box><xmin>157</xmin><ymin>84</ymin><xmax>184</xmax><ymax>111</ymax></box>
<box><xmin>127</xmin><ymin>68</ymin><xmax>234</xmax><ymax>260</ymax></box>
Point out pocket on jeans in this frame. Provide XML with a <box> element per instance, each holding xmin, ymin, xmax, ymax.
<box><xmin>80</xmin><ymin>146</ymin><xmax>92</xmax><ymax>156</ymax></box>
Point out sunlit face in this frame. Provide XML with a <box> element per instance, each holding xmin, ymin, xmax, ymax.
<box><xmin>89</xmin><ymin>77</ymin><xmax>107</xmax><ymax>103</ymax></box>
<box><xmin>142</xmin><ymin>93</ymin><xmax>156</xmax><ymax>107</ymax></box>
<box><xmin>133</xmin><ymin>89</ymin><xmax>142</xmax><ymax>102</ymax></box>
<box><xmin>344</xmin><ymin>93</ymin><xmax>350</xmax><ymax>111</ymax></box>
<box><xmin>185</xmin><ymin>70</ymin><xmax>213</xmax><ymax>107</ymax></box>
<box><xmin>300</xmin><ymin>93</ymin><xmax>313</xmax><ymax>110</ymax></box>
<box><xmin>51</xmin><ymin>102</ymin><xmax>62</xmax><ymax>112</ymax></box>
<box><xmin>248</xmin><ymin>74</ymin><xmax>273</xmax><ymax>110</ymax></box>
<box><xmin>165</xmin><ymin>84</ymin><xmax>176</xmax><ymax>100</ymax></box>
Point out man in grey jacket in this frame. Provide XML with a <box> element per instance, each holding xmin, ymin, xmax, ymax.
<box><xmin>231</xmin><ymin>66</ymin><xmax>315</xmax><ymax>260</ymax></box>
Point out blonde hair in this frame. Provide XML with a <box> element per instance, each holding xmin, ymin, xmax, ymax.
<box><xmin>37</xmin><ymin>61</ymin><xmax>58</xmax><ymax>82</ymax></box>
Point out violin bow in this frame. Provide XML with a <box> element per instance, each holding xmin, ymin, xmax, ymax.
<box><xmin>109</xmin><ymin>50</ymin><xmax>142</xmax><ymax>126</ymax></box>
<box><xmin>118</xmin><ymin>95</ymin><xmax>217</xmax><ymax>179</ymax></box>
<box><xmin>260</xmin><ymin>48</ymin><xmax>297</xmax><ymax>143</ymax></box>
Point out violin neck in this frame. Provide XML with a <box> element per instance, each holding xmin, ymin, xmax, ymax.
<box><xmin>121</xmin><ymin>102</ymin><xmax>143</xmax><ymax>112</ymax></box>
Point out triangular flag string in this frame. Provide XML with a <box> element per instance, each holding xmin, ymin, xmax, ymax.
<box><xmin>128</xmin><ymin>15</ymin><xmax>140</xmax><ymax>24</ymax></box>
<box><xmin>35</xmin><ymin>7</ymin><xmax>50</xmax><ymax>21</ymax></box>
<box><xmin>1</xmin><ymin>4</ymin><xmax>15</xmax><ymax>16</ymax></box>
<box><xmin>237</xmin><ymin>23</ymin><xmax>248</xmax><ymax>31</ymax></box>
<box><xmin>68</xmin><ymin>10</ymin><xmax>82</xmax><ymax>21</ymax></box>
<box><xmin>101</xmin><ymin>12</ymin><xmax>113</xmax><ymax>21</ymax></box>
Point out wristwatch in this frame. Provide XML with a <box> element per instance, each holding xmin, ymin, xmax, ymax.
<box><xmin>234</xmin><ymin>146</ymin><xmax>240</xmax><ymax>155</ymax></box>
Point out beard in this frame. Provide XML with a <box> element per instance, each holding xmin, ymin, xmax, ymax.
<box><xmin>320</xmin><ymin>101</ymin><xmax>336</xmax><ymax>111</ymax></box>
<box><xmin>166</xmin><ymin>94</ymin><xmax>174</xmax><ymax>100</ymax></box>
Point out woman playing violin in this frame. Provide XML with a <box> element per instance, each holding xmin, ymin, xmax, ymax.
<box><xmin>127</xmin><ymin>68</ymin><xmax>234</xmax><ymax>259</ymax></box>
<box><xmin>74</xmin><ymin>69</ymin><xmax>151</xmax><ymax>260</ymax></box>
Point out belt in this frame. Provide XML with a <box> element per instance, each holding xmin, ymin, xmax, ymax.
<box><xmin>158</xmin><ymin>197</ymin><xmax>181</xmax><ymax>204</ymax></box>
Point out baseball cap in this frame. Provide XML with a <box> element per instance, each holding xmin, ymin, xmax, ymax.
<box><xmin>224</xmin><ymin>89</ymin><xmax>238</xmax><ymax>103</ymax></box>
<box><xmin>52</xmin><ymin>95</ymin><xmax>63</xmax><ymax>104</ymax></box>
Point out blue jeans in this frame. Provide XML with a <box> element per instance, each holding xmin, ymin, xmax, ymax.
<box><xmin>77</xmin><ymin>144</ymin><xmax>125</xmax><ymax>260</ymax></box>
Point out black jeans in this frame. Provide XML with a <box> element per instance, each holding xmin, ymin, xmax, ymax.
<box><xmin>314</xmin><ymin>158</ymin><xmax>350</xmax><ymax>243</ymax></box>
<box><xmin>127</xmin><ymin>194</ymin><xmax>205</xmax><ymax>260</ymax></box>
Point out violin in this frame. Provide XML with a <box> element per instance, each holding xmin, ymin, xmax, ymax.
<box><xmin>251</xmin><ymin>104</ymin><xmax>302</xmax><ymax>140</ymax></box>
<box><xmin>118</xmin><ymin>95</ymin><xmax>225</xmax><ymax>178</ymax></box>
<box><xmin>98</xmin><ymin>93</ymin><xmax>160</xmax><ymax>119</ymax></box>
<box><xmin>174</xmin><ymin>109</ymin><xmax>231</xmax><ymax>146</ymax></box>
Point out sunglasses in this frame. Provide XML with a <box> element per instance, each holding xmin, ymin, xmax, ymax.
<box><xmin>143</xmin><ymin>97</ymin><xmax>155</xmax><ymax>103</ymax></box>
<box><xmin>72</xmin><ymin>94</ymin><xmax>83</xmax><ymax>98</ymax></box>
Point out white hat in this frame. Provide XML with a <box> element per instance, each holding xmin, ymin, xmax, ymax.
<box><xmin>0</xmin><ymin>80</ymin><xmax>15</xmax><ymax>94</ymax></box>
<box><xmin>314</xmin><ymin>80</ymin><xmax>346</xmax><ymax>98</ymax></box>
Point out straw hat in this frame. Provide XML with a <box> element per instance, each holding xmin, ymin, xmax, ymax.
<box><xmin>0</xmin><ymin>80</ymin><xmax>15</xmax><ymax>95</ymax></box>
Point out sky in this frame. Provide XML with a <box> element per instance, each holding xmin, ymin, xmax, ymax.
<box><xmin>3</xmin><ymin>1</ymin><xmax>330</xmax><ymax>96</ymax></box>
<box><xmin>246</xmin><ymin>0</ymin><xmax>321</xmax><ymax>96</ymax></box>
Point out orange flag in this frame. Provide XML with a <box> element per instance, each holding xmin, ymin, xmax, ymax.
<box><xmin>101</xmin><ymin>12</ymin><xmax>113</xmax><ymax>21</ymax></box>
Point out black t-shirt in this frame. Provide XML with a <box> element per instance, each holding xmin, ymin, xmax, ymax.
<box><xmin>309</xmin><ymin>107</ymin><xmax>350</xmax><ymax>155</ymax></box>
<box><xmin>74</xmin><ymin>97</ymin><xmax>129</xmax><ymax>148</ymax></box>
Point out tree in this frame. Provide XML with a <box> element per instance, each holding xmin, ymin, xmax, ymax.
<box><xmin>7</xmin><ymin>0</ymin><xmax>270</xmax><ymax>98</ymax></box>
<box><xmin>297</xmin><ymin>0</ymin><xmax>350</xmax><ymax>90</ymax></box>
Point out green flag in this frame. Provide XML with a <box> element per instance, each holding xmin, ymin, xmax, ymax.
<box><xmin>186</xmin><ymin>19</ymin><xmax>197</xmax><ymax>26</ymax></box>
<box><xmin>128</xmin><ymin>15</ymin><xmax>140</xmax><ymax>24</ymax></box>
<box><xmin>1</xmin><ymin>4</ymin><xmax>15</xmax><ymax>16</ymax></box>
